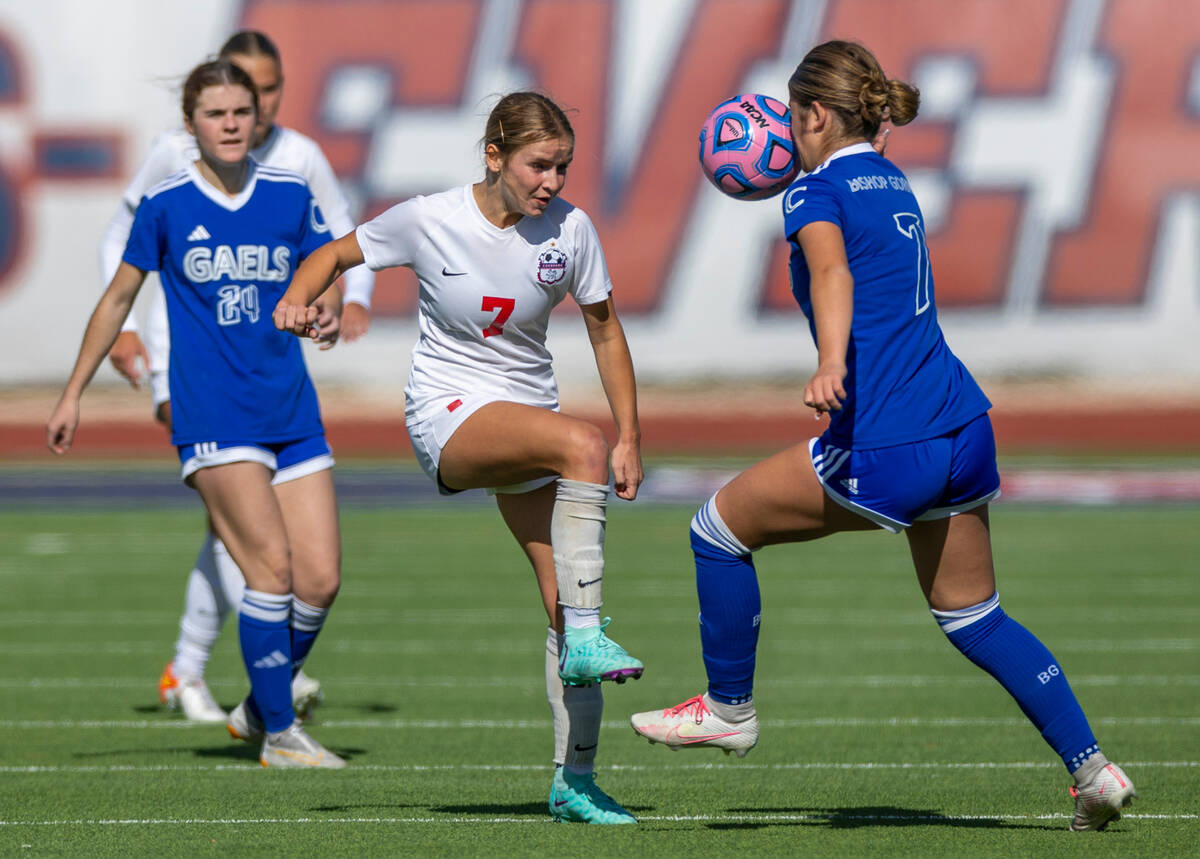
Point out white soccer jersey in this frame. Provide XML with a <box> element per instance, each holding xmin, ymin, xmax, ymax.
<box><xmin>99</xmin><ymin>125</ymin><xmax>372</xmax><ymax>362</ymax></box>
<box><xmin>356</xmin><ymin>184</ymin><xmax>612</xmax><ymax>421</ymax></box>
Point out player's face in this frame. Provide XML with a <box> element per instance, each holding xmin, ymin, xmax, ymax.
<box><xmin>186</xmin><ymin>84</ymin><xmax>257</xmax><ymax>166</ymax></box>
<box><xmin>229</xmin><ymin>53</ymin><xmax>283</xmax><ymax>146</ymax></box>
<box><xmin>495</xmin><ymin>137</ymin><xmax>574</xmax><ymax>220</ymax></box>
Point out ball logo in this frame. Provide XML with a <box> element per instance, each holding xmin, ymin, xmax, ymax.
<box><xmin>536</xmin><ymin>247</ymin><xmax>567</xmax><ymax>285</ymax></box>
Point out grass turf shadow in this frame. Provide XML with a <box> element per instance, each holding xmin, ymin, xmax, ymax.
<box><xmin>714</xmin><ymin>805</ymin><xmax>1058</xmax><ymax>831</ymax></box>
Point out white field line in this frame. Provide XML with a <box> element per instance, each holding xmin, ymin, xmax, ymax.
<box><xmin>2</xmin><ymin>606</ymin><xmax>1196</xmax><ymax>626</ymax></box>
<box><xmin>4</xmin><ymin>673</ymin><xmax>1198</xmax><ymax>690</ymax></box>
<box><xmin>0</xmin><ymin>812</ymin><xmax>1195</xmax><ymax>826</ymax></box>
<box><xmin>2</xmin><ymin>638</ymin><xmax>1196</xmax><ymax>655</ymax></box>
<box><xmin>1</xmin><ymin>760</ymin><xmax>1196</xmax><ymax>775</ymax></box>
<box><xmin>1</xmin><ymin>716</ymin><xmax>1197</xmax><ymax>729</ymax></box>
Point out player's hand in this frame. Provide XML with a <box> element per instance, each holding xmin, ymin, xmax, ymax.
<box><xmin>273</xmin><ymin>301</ymin><xmax>321</xmax><ymax>341</ymax></box>
<box><xmin>803</xmin><ymin>363</ymin><xmax>847</xmax><ymax>416</ymax></box>
<box><xmin>108</xmin><ymin>331</ymin><xmax>150</xmax><ymax>389</ymax></box>
<box><xmin>313</xmin><ymin>296</ymin><xmax>342</xmax><ymax>351</ymax></box>
<box><xmin>341</xmin><ymin>302</ymin><xmax>371</xmax><ymax>343</ymax></box>
<box><xmin>46</xmin><ymin>396</ymin><xmax>80</xmax><ymax>455</ymax></box>
<box><xmin>610</xmin><ymin>437</ymin><xmax>643</xmax><ymax>501</ymax></box>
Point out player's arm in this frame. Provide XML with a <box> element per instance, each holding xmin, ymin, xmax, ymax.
<box><xmin>795</xmin><ymin>220</ymin><xmax>853</xmax><ymax>415</ymax></box>
<box><xmin>580</xmin><ymin>296</ymin><xmax>643</xmax><ymax>501</ymax></box>
<box><xmin>48</xmin><ymin>262</ymin><xmax>148</xmax><ymax>453</ymax></box>
<box><xmin>274</xmin><ymin>232</ymin><xmax>365</xmax><ymax>339</ymax></box>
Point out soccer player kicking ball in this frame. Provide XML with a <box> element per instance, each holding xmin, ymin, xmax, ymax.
<box><xmin>631</xmin><ymin>40</ymin><xmax>1136</xmax><ymax>832</ymax></box>
<box><xmin>275</xmin><ymin>92</ymin><xmax>645</xmax><ymax>821</ymax></box>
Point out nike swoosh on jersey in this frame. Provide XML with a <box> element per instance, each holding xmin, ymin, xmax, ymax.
<box><xmin>442</xmin><ymin>266</ymin><xmax>467</xmax><ymax>276</ymax></box>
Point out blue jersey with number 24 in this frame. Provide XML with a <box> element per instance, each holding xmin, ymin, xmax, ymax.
<box><xmin>784</xmin><ymin>142</ymin><xmax>990</xmax><ymax>449</ymax></box>
<box><xmin>123</xmin><ymin>161</ymin><xmax>331</xmax><ymax>445</ymax></box>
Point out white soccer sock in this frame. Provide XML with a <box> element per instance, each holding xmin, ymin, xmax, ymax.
<box><xmin>552</xmin><ymin>479</ymin><xmax>608</xmax><ymax>611</ymax></box>
<box><xmin>562</xmin><ymin>606</ymin><xmax>600</xmax><ymax>629</ymax></box>
<box><xmin>173</xmin><ymin>533</ymin><xmax>224</xmax><ymax>678</ymax></box>
<box><xmin>211</xmin><ymin>536</ymin><xmax>245</xmax><ymax>619</ymax></box>
<box><xmin>545</xmin><ymin>627</ymin><xmax>603</xmax><ymax>770</ymax></box>
<box><xmin>704</xmin><ymin>692</ymin><xmax>756</xmax><ymax>722</ymax></box>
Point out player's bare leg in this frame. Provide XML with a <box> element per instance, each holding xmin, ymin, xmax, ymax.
<box><xmin>908</xmin><ymin>506</ymin><xmax>1135</xmax><ymax>829</ymax></box>
<box><xmin>443</xmin><ymin>403</ymin><xmax>642</xmax><ymax>686</ymax></box>
<box><xmin>274</xmin><ymin>469</ymin><xmax>340</xmax><ymax>718</ymax></box>
<box><xmin>193</xmin><ymin>463</ymin><xmax>340</xmax><ymax>765</ymax></box>
<box><xmin>634</xmin><ymin>440</ymin><xmax>873</xmax><ymax>753</ymax></box>
<box><xmin>496</xmin><ymin>486</ymin><xmax>634</xmax><ymax>823</ymax></box>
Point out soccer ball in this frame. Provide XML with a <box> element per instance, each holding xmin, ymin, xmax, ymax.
<box><xmin>698</xmin><ymin>93</ymin><xmax>799</xmax><ymax>200</ymax></box>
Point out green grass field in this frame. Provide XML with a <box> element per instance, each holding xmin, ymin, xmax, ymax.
<box><xmin>1</xmin><ymin>491</ymin><xmax>1196</xmax><ymax>855</ymax></box>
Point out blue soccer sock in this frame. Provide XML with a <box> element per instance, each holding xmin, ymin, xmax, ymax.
<box><xmin>692</xmin><ymin>496</ymin><xmax>759</xmax><ymax>705</ymax></box>
<box><xmin>290</xmin><ymin>596</ymin><xmax>330</xmax><ymax>677</ymax></box>
<box><xmin>238</xmin><ymin>589</ymin><xmax>294</xmax><ymax>733</ymax></box>
<box><xmin>932</xmin><ymin>592</ymin><xmax>1101</xmax><ymax>773</ymax></box>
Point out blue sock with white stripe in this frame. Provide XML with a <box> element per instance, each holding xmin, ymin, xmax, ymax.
<box><xmin>238</xmin><ymin>589</ymin><xmax>294</xmax><ymax>733</ymax></box>
<box><xmin>692</xmin><ymin>496</ymin><xmax>759</xmax><ymax>705</ymax></box>
<box><xmin>932</xmin><ymin>592</ymin><xmax>1100</xmax><ymax>773</ymax></box>
<box><xmin>290</xmin><ymin>596</ymin><xmax>329</xmax><ymax>676</ymax></box>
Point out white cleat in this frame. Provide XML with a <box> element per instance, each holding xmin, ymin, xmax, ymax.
<box><xmin>226</xmin><ymin>697</ymin><xmax>266</xmax><ymax>744</ymax></box>
<box><xmin>260</xmin><ymin>722</ymin><xmax>346</xmax><ymax>769</ymax></box>
<box><xmin>176</xmin><ymin>677</ymin><xmax>227</xmax><ymax>723</ymax></box>
<box><xmin>1069</xmin><ymin>756</ymin><xmax>1137</xmax><ymax>831</ymax></box>
<box><xmin>630</xmin><ymin>693</ymin><xmax>758</xmax><ymax>758</ymax></box>
<box><xmin>291</xmin><ymin>669</ymin><xmax>324</xmax><ymax>721</ymax></box>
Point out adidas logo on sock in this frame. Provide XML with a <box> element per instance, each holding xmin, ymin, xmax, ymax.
<box><xmin>187</xmin><ymin>224</ymin><xmax>211</xmax><ymax>241</ymax></box>
<box><xmin>252</xmin><ymin>650</ymin><xmax>289</xmax><ymax>670</ymax></box>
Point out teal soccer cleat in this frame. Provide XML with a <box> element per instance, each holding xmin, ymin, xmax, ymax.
<box><xmin>558</xmin><ymin>617</ymin><xmax>644</xmax><ymax>686</ymax></box>
<box><xmin>549</xmin><ymin>767</ymin><xmax>636</xmax><ymax>824</ymax></box>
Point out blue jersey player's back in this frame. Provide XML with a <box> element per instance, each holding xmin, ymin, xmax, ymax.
<box><xmin>784</xmin><ymin>143</ymin><xmax>990</xmax><ymax>448</ymax></box>
<box><xmin>630</xmin><ymin>41</ymin><xmax>1136</xmax><ymax>831</ymax></box>
<box><xmin>123</xmin><ymin>161</ymin><xmax>330</xmax><ymax>445</ymax></box>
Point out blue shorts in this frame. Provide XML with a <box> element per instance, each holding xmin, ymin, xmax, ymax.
<box><xmin>809</xmin><ymin>413</ymin><xmax>1000</xmax><ymax>533</ymax></box>
<box><xmin>178</xmin><ymin>434</ymin><xmax>334</xmax><ymax>486</ymax></box>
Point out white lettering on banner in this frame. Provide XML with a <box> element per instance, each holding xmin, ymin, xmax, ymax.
<box><xmin>1</xmin><ymin>0</ymin><xmax>1198</xmax><ymax>386</ymax></box>
<box><xmin>182</xmin><ymin>245</ymin><xmax>290</xmax><ymax>283</ymax></box>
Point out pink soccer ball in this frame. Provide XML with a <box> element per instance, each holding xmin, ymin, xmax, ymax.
<box><xmin>698</xmin><ymin>93</ymin><xmax>799</xmax><ymax>200</ymax></box>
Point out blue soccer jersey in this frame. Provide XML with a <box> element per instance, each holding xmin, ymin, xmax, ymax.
<box><xmin>123</xmin><ymin>161</ymin><xmax>331</xmax><ymax>445</ymax></box>
<box><xmin>783</xmin><ymin>142</ymin><xmax>991</xmax><ymax>448</ymax></box>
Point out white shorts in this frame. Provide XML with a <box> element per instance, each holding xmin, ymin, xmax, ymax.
<box><xmin>179</xmin><ymin>435</ymin><xmax>334</xmax><ymax>487</ymax></box>
<box><xmin>407</xmin><ymin>392</ymin><xmax>559</xmax><ymax>496</ymax></box>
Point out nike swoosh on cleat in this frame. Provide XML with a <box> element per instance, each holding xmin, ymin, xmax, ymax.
<box><xmin>679</xmin><ymin>732</ymin><xmax>738</xmax><ymax>744</ymax></box>
<box><xmin>442</xmin><ymin>266</ymin><xmax>467</xmax><ymax>276</ymax></box>
<box><xmin>576</xmin><ymin>577</ymin><xmax>602</xmax><ymax>587</ymax></box>
<box><xmin>554</xmin><ymin>799</ymin><xmax>570</xmax><ymax>807</ymax></box>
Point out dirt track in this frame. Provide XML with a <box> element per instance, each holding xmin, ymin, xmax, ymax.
<box><xmin>6</xmin><ymin>380</ymin><xmax>1199</xmax><ymax>459</ymax></box>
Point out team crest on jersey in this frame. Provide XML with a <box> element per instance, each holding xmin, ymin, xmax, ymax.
<box><xmin>536</xmin><ymin>247</ymin><xmax>567</xmax><ymax>285</ymax></box>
